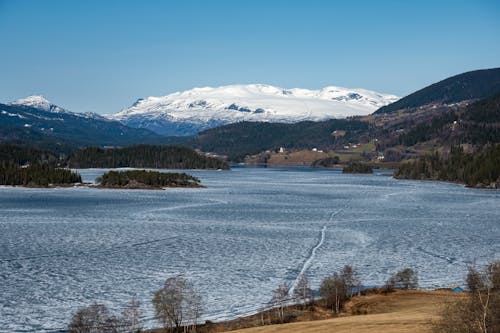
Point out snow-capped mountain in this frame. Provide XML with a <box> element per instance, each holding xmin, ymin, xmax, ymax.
<box><xmin>10</xmin><ymin>95</ymin><xmax>104</xmax><ymax>120</ymax></box>
<box><xmin>108</xmin><ymin>84</ymin><xmax>399</xmax><ymax>136</ymax></box>
<box><xmin>1</xmin><ymin>96</ymin><xmax>166</xmax><ymax>147</ymax></box>
<box><xmin>11</xmin><ymin>95</ymin><xmax>68</xmax><ymax>114</ymax></box>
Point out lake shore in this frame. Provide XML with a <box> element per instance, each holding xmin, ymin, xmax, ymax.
<box><xmin>146</xmin><ymin>289</ymin><xmax>464</xmax><ymax>333</ymax></box>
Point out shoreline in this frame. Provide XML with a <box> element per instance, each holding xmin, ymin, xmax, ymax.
<box><xmin>145</xmin><ymin>289</ymin><xmax>465</xmax><ymax>333</ymax></box>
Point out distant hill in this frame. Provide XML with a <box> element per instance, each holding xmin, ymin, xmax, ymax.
<box><xmin>0</xmin><ymin>101</ymin><xmax>185</xmax><ymax>152</ymax></box>
<box><xmin>191</xmin><ymin>119</ymin><xmax>369</xmax><ymax>161</ymax></box>
<box><xmin>375</xmin><ymin>68</ymin><xmax>500</xmax><ymax>114</ymax></box>
<box><xmin>396</xmin><ymin>92</ymin><xmax>500</xmax><ymax>147</ymax></box>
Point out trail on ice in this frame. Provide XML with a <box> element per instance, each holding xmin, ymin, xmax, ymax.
<box><xmin>288</xmin><ymin>225</ymin><xmax>326</xmax><ymax>296</ymax></box>
<box><xmin>288</xmin><ymin>201</ymin><xmax>352</xmax><ymax>296</ymax></box>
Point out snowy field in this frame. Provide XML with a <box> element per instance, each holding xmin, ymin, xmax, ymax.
<box><xmin>1</xmin><ymin>167</ymin><xmax>499</xmax><ymax>332</ymax></box>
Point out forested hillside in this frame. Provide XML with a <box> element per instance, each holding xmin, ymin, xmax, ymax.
<box><xmin>395</xmin><ymin>145</ymin><xmax>500</xmax><ymax>188</ymax></box>
<box><xmin>0</xmin><ymin>103</ymin><xmax>187</xmax><ymax>151</ymax></box>
<box><xmin>192</xmin><ymin>119</ymin><xmax>370</xmax><ymax>161</ymax></box>
<box><xmin>395</xmin><ymin>92</ymin><xmax>500</xmax><ymax>147</ymax></box>
<box><xmin>68</xmin><ymin>145</ymin><xmax>229</xmax><ymax>169</ymax></box>
<box><xmin>0</xmin><ymin>144</ymin><xmax>60</xmax><ymax>167</ymax></box>
<box><xmin>375</xmin><ymin>68</ymin><xmax>500</xmax><ymax>114</ymax></box>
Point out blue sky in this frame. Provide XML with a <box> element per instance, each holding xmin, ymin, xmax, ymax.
<box><xmin>0</xmin><ymin>0</ymin><xmax>499</xmax><ymax>114</ymax></box>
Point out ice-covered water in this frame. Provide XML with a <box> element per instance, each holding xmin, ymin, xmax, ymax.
<box><xmin>1</xmin><ymin>167</ymin><xmax>499</xmax><ymax>332</ymax></box>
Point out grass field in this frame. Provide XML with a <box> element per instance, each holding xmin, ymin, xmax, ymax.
<box><xmin>225</xmin><ymin>290</ymin><xmax>464</xmax><ymax>333</ymax></box>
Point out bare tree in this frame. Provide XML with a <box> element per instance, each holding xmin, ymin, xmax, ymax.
<box><xmin>185</xmin><ymin>286</ymin><xmax>203</xmax><ymax>332</ymax></box>
<box><xmin>433</xmin><ymin>261</ymin><xmax>500</xmax><ymax>333</ymax></box>
<box><xmin>320</xmin><ymin>272</ymin><xmax>347</xmax><ymax>314</ymax></box>
<box><xmin>341</xmin><ymin>265</ymin><xmax>361</xmax><ymax>297</ymax></box>
<box><xmin>68</xmin><ymin>303</ymin><xmax>118</xmax><ymax>333</ymax></box>
<box><xmin>293</xmin><ymin>275</ymin><xmax>313</xmax><ymax>308</ymax></box>
<box><xmin>121</xmin><ymin>298</ymin><xmax>142</xmax><ymax>333</ymax></box>
<box><xmin>271</xmin><ymin>282</ymin><xmax>289</xmax><ymax>323</ymax></box>
<box><xmin>152</xmin><ymin>275</ymin><xmax>203</xmax><ymax>333</ymax></box>
<box><xmin>68</xmin><ymin>300</ymin><xmax>143</xmax><ymax>333</ymax></box>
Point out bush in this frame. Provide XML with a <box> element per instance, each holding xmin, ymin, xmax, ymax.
<box><xmin>68</xmin><ymin>300</ymin><xmax>141</xmax><ymax>333</ymax></box>
<box><xmin>384</xmin><ymin>268</ymin><xmax>418</xmax><ymax>291</ymax></box>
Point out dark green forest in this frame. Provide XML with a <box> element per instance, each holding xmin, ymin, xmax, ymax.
<box><xmin>311</xmin><ymin>156</ymin><xmax>341</xmax><ymax>168</ymax></box>
<box><xmin>67</xmin><ymin>145</ymin><xmax>229</xmax><ymax>169</ymax></box>
<box><xmin>375</xmin><ymin>68</ymin><xmax>500</xmax><ymax>114</ymax></box>
<box><xmin>0</xmin><ymin>144</ymin><xmax>60</xmax><ymax>167</ymax></box>
<box><xmin>0</xmin><ymin>163</ymin><xmax>81</xmax><ymax>187</ymax></box>
<box><xmin>342</xmin><ymin>162</ymin><xmax>373</xmax><ymax>174</ymax></box>
<box><xmin>192</xmin><ymin>119</ymin><xmax>370</xmax><ymax>161</ymax></box>
<box><xmin>395</xmin><ymin>145</ymin><xmax>500</xmax><ymax>188</ymax></box>
<box><xmin>396</xmin><ymin>92</ymin><xmax>500</xmax><ymax>147</ymax></box>
<box><xmin>97</xmin><ymin>170</ymin><xmax>201</xmax><ymax>188</ymax></box>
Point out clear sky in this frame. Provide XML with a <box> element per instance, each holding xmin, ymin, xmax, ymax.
<box><xmin>1</xmin><ymin>0</ymin><xmax>499</xmax><ymax>114</ymax></box>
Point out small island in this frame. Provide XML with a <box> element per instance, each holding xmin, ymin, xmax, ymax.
<box><xmin>342</xmin><ymin>162</ymin><xmax>373</xmax><ymax>174</ymax></box>
<box><xmin>0</xmin><ymin>163</ymin><xmax>82</xmax><ymax>187</ymax></box>
<box><xmin>96</xmin><ymin>169</ymin><xmax>203</xmax><ymax>189</ymax></box>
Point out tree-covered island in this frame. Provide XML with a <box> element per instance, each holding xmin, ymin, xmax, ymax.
<box><xmin>96</xmin><ymin>169</ymin><xmax>203</xmax><ymax>189</ymax></box>
<box><xmin>0</xmin><ymin>163</ymin><xmax>82</xmax><ymax>187</ymax></box>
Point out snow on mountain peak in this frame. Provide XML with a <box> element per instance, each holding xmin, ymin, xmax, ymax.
<box><xmin>9</xmin><ymin>95</ymin><xmax>106</xmax><ymax>120</ymax></box>
<box><xmin>107</xmin><ymin>84</ymin><xmax>398</xmax><ymax>136</ymax></box>
<box><xmin>12</xmin><ymin>95</ymin><xmax>52</xmax><ymax>109</ymax></box>
<box><xmin>10</xmin><ymin>95</ymin><xmax>68</xmax><ymax>114</ymax></box>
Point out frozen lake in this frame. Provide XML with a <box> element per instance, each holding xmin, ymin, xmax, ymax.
<box><xmin>1</xmin><ymin>167</ymin><xmax>499</xmax><ymax>332</ymax></box>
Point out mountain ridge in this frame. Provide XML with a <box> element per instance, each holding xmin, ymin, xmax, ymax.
<box><xmin>375</xmin><ymin>67</ymin><xmax>500</xmax><ymax>114</ymax></box>
<box><xmin>0</xmin><ymin>100</ymin><xmax>176</xmax><ymax>152</ymax></box>
<box><xmin>108</xmin><ymin>84</ymin><xmax>398</xmax><ymax>136</ymax></box>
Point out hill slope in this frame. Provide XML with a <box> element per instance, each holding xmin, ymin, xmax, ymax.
<box><xmin>225</xmin><ymin>291</ymin><xmax>462</xmax><ymax>333</ymax></box>
<box><xmin>0</xmin><ymin>97</ymin><xmax>175</xmax><ymax>151</ymax></box>
<box><xmin>191</xmin><ymin>119</ymin><xmax>370</xmax><ymax>161</ymax></box>
<box><xmin>375</xmin><ymin>68</ymin><xmax>500</xmax><ymax>114</ymax></box>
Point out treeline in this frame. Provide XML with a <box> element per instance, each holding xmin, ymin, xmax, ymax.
<box><xmin>395</xmin><ymin>145</ymin><xmax>500</xmax><ymax>188</ymax></box>
<box><xmin>342</xmin><ymin>162</ymin><xmax>373</xmax><ymax>174</ymax></box>
<box><xmin>0</xmin><ymin>163</ymin><xmax>81</xmax><ymax>187</ymax></box>
<box><xmin>67</xmin><ymin>260</ymin><xmax>500</xmax><ymax>333</ymax></box>
<box><xmin>311</xmin><ymin>156</ymin><xmax>340</xmax><ymax>168</ymax></box>
<box><xmin>97</xmin><ymin>170</ymin><xmax>201</xmax><ymax>189</ymax></box>
<box><xmin>68</xmin><ymin>145</ymin><xmax>229</xmax><ymax>170</ymax></box>
<box><xmin>67</xmin><ymin>266</ymin><xmax>419</xmax><ymax>333</ymax></box>
<box><xmin>0</xmin><ymin>144</ymin><xmax>60</xmax><ymax>167</ymax></box>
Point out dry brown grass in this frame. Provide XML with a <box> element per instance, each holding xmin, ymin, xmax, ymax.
<box><xmin>226</xmin><ymin>290</ymin><xmax>464</xmax><ymax>333</ymax></box>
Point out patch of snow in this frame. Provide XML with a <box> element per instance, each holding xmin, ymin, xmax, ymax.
<box><xmin>1</xmin><ymin>110</ymin><xmax>27</xmax><ymax>119</ymax></box>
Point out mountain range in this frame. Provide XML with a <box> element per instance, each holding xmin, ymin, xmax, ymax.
<box><xmin>0</xmin><ymin>96</ymin><xmax>175</xmax><ymax>152</ymax></box>
<box><xmin>107</xmin><ymin>84</ymin><xmax>399</xmax><ymax>136</ymax></box>
<box><xmin>1</xmin><ymin>67</ymin><xmax>499</xmax><ymax>158</ymax></box>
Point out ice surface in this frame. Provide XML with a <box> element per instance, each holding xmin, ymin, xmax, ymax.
<box><xmin>1</xmin><ymin>168</ymin><xmax>499</xmax><ymax>332</ymax></box>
